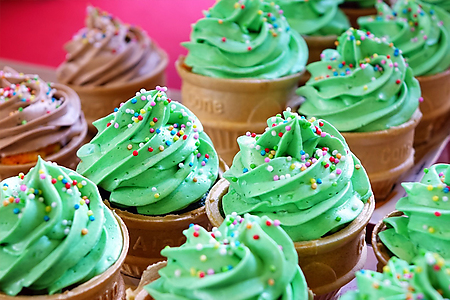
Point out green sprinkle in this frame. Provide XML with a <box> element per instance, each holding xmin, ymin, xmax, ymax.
<box><xmin>231</xmin><ymin>177</ymin><xmax>238</xmax><ymax>182</ymax></box>
<box><xmin>18</xmin><ymin>107</ymin><xmax>23</xmax><ymax>112</ymax></box>
<box><xmin>250</xmin><ymin>164</ymin><xmax>256</xmax><ymax>169</ymax></box>
<box><xmin>21</xmin><ymin>120</ymin><xmax>27</xmax><ymax>125</ymax></box>
<box><xmin>335</xmin><ymin>216</ymin><xmax>342</xmax><ymax>222</ymax></box>
<box><xmin>273</xmin><ymin>146</ymin><xmax>278</xmax><ymax>150</ymax></box>
<box><xmin>424</xmin><ymin>168</ymin><xmax>429</xmax><ymax>174</ymax></box>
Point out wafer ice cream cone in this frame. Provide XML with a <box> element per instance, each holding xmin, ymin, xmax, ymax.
<box><xmin>341</xmin><ymin>6</ymin><xmax>377</xmax><ymax>28</ymax></box>
<box><xmin>371</xmin><ymin>211</ymin><xmax>401</xmax><ymax>272</ymax></box>
<box><xmin>413</xmin><ymin>70</ymin><xmax>450</xmax><ymax>158</ymax></box>
<box><xmin>206</xmin><ymin>179</ymin><xmax>375</xmax><ymax>300</ymax></box>
<box><xmin>303</xmin><ymin>35</ymin><xmax>338</xmax><ymax>65</ymax></box>
<box><xmin>342</xmin><ymin>110</ymin><xmax>422</xmax><ymax>204</ymax></box>
<box><xmin>176</xmin><ymin>57</ymin><xmax>303</xmax><ymax>165</ymax></box>
<box><xmin>0</xmin><ymin>210</ymin><xmax>130</xmax><ymax>300</ymax></box>
<box><xmin>126</xmin><ymin>261</ymin><xmax>167</xmax><ymax>300</ymax></box>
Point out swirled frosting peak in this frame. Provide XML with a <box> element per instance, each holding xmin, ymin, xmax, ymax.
<box><xmin>297</xmin><ymin>28</ymin><xmax>421</xmax><ymax>132</ymax></box>
<box><xmin>341</xmin><ymin>252</ymin><xmax>450</xmax><ymax>300</ymax></box>
<box><xmin>0</xmin><ymin>157</ymin><xmax>122</xmax><ymax>296</ymax></box>
<box><xmin>145</xmin><ymin>213</ymin><xmax>309</xmax><ymax>300</ymax></box>
<box><xmin>358</xmin><ymin>0</ymin><xmax>450</xmax><ymax>76</ymax></box>
<box><xmin>0</xmin><ymin>67</ymin><xmax>85</xmax><ymax>163</ymax></box>
<box><xmin>422</xmin><ymin>0</ymin><xmax>450</xmax><ymax>12</ymax></box>
<box><xmin>76</xmin><ymin>87</ymin><xmax>219</xmax><ymax>215</ymax></box>
<box><xmin>182</xmin><ymin>0</ymin><xmax>308</xmax><ymax>79</ymax></box>
<box><xmin>275</xmin><ymin>0</ymin><xmax>350</xmax><ymax>36</ymax></box>
<box><xmin>222</xmin><ymin>109</ymin><xmax>372</xmax><ymax>242</ymax></box>
<box><xmin>379</xmin><ymin>164</ymin><xmax>450</xmax><ymax>263</ymax></box>
<box><xmin>57</xmin><ymin>6</ymin><xmax>162</xmax><ymax>86</ymax></box>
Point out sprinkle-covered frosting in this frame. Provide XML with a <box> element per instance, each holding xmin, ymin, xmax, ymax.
<box><xmin>358</xmin><ymin>0</ymin><xmax>450</xmax><ymax>77</ymax></box>
<box><xmin>0</xmin><ymin>67</ymin><xmax>85</xmax><ymax>162</ymax></box>
<box><xmin>76</xmin><ymin>87</ymin><xmax>219</xmax><ymax>215</ymax></box>
<box><xmin>297</xmin><ymin>28</ymin><xmax>421</xmax><ymax>132</ymax></box>
<box><xmin>379</xmin><ymin>164</ymin><xmax>450</xmax><ymax>263</ymax></box>
<box><xmin>145</xmin><ymin>213</ymin><xmax>309</xmax><ymax>300</ymax></box>
<box><xmin>275</xmin><ymin>0</ymin><xmax>350</xmax><ymax>36</ymax></box>
<box><xmin>0</xmin><ymin>157</ymin><xmax>123</xmax><ymax>296</ymax></box>
<box><xmin>422</xmin><ymin>0</ymin><xmax>450</xmax><ymax>12</ymax></box>
<box><xmin>57</xmin><ymin>6</ymin><xmax>162</xmax><ymax>86</ymax></box>
<box><xmin>340</xmin><ymin>252</ymin><xmax>450</xmax><ymax>300</ymax></box>
<box><xmin>222</xmin><ymin>110</ymin><xmax>372</xmax><ymax>242</ymax></box>
<box><xmin>182</xmin><ymin>0</ymin><xmax>308</xmax><ymax>79</ymax></box>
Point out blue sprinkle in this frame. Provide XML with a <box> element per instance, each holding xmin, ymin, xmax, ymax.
<box><xmin>189</xmin><ymin>223</ymin><xmax>194</xmax><ymax>228</ymax></box>
<box><xmin>273</xmin><ymin>23</ymin><xmax>278</xmax><ymax>28</ymax></box>
<box><xmin>134</xmin><ymin>112</ymin><xmax>139</xmax><ymax>117</ymax></box>
<box><xmin>166</xmin><ymin>140</ymin><xmax>172</xmax><ymax>146</ymax></box>
<box><xmin>270</xmin><ymin>17</ymin><xmax>276</xmax><ymax>21</ymax></box>
<box><xmin>203</xmin><ymin>158</ymin><xmax>208</xmax><ymax>163</ymax></box>
<box><xmin>243</xmin><ymin>168</ymin><xmax>249</xmax><ymax>173</ymax></box>
<box><xmin>300</xmin><ymin>150</ymin><xmax>306</xmax><ymax>155</ymax></box>
<box><xmin>189</xmin><ymin>162</ymin><xmax>194</xmax><ymax>167</ymax></box>
<box><xmin>74</xmin><ymin>204</ymin><xmax>80</xmax><ymax>210</ymax></box>
<box><xmin>230</xmin><ymin>232</ymin><xmax>235</xmax><ymax>237</ymax></box>
<box><xmin>360</xmin><ymin>270</ymin><xmax>366</xmax><ymax>274</ymax></box>
<box><xmin>261</xmin><ymin>150</ymin><xmax>266</xmax><ymax>156</ymax></box>
<box><xmin>114</xmin><ymin>108</ymin><xmax>119</xmax><ymax>112</ymax></box>
<box><xmin>44</xmin><ymin>216</ymin><xmax>50</xmax><ymax>222</ymax></box>
<box><xmin>317</xmin><ymin>179</ymin><xmax>322</xmax><ymax>184</ymax></box>
<box><xmin>430</xmin><ymin>10</ymin><xmax>434</xmax><ymax>15</ymax></box>
<box><xmin>171</xmin><ymin>130</ymin><xmax>176</xmax><ymax>135</ymax></box>
<box><xmin>286</xmin><ymin>26</ymin><xmax>290</xmax><ymax>31</ymax></box>
<box><xmin>156</xmin><ymin>128</ymin><xmax>161</xmax><ymax>134</ymax></box>
<box><xmin>2</xmin><ymin>183</ymin><xmax>7</xmax><ymax>186</ymax></box>
<box><xmin>402</xmin><ymin>8</ymin><xmax>407</xmax><ymax>14</ymax></box>
<box><xmin>376</xmin><ymin>16</ymin><xmax>383</xmax><ymax>21</ymax></box>
<box><xmin>340</xmin><ymin>72</ymin><xmax>345</xmax><ymax>76</ymax></box>
<box><xmin>393</xmin><ymin>12</ymin><xmax>397</xmax><ymax>17</ymax></box>
<box><xmin>34</xmin><ymin>189</ymin><xmax>39</xmax><ymax>195</ymax></box>
<box><xmin>89</xmin><ymin>216</ymin><xmax>95</xmax><ymax>221</ymax></box>
<box><xmin>350</xmin><ymin>35</ymin><xmax>355</xmax><ymax>40</ymax></box>
<box><xmin>338</xmin><ymin>63</ymin><xmax>343</xmax><ymax>68</ymax></box>
<box><xmin>227</xmin><ymin>265</ymin><xmax>233</xmax><ymax>270</ymax></box>
<box><xmin>131</xmin><ymin>99</ymin><xmax>137</xmax><ymax>104</ymax></box>
<box><xmin>13</xmin><ymin>208</ymin><xmax>20</xmax><ymax>214</ymax></box>
<box><xmin>333</xmin><ymin>71</ymin><xmax>338</xmax><ymax>76</ymax></box>
<box><xmin>346</xmin><ymin>68</ymin><xmax>350</xmax><ymax>72</ymax></box>
<box><xmin>235</xmin><ymin>241</ymin><xmax>240</xmax><ymax>246</ymax></box>
<box><xmin>444</xmin><ymin>187</ymin><xmax>449</xmax><ymax>193</ymax></box>
<box><xmin>62</xmin><ymin>178</ymin><xmax>68</xmax><ymax>184</ymax></box>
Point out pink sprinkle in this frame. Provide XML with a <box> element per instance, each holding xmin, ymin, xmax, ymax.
<box><xmin>20</xmin><ymin>185</ymin><xmax>27</xmax><ymax>192</ymax></box>
<box><xmin>321</xmin><ymin>132</ymin><xmax>326</xmax><ymax>137</ymax></box>
<box><xmin>114</xmin><ymin>123</ymin><xmax>119</xmax><ymax>129</ymax></box>
<box><xmin>40</xmin><ymin>174</ymin><xmax>46</xmax><ymax>179</ymax></box>
<box><xmin>312</xmin><ymin>158</ymin><xmax>317</xmax><ymax>163</ymax></box>
<box><xmin>439</xmin><ymin>172</ymin><xmax>444</xmax><ymax>176</ymax></box>
<box><xmin>285</xmin><ymin>126</ymin><xmax>291</xmax><ymax>131</ymax></box>
<box><xmin>150</xmin><ymin>128</ymin><xmax>155</xmax><ymax>133</ymax></box>
<box><xmin>335</xmin><ymin>159</ymin><xmax>340</xmax><ymax>164</ymax></box>
<box><xmin>336</xmin><ymin>169</ymin><xmax>342</xmax><ymax>175</ymax></box>
<box><xmin>85</xmin><ymin>199</ymin><xmax>90</xmax><ymax>204</ymax></box>
<box><xmin>119</xmin><ymin>102</ymin><xmax>124</xmax><ymax>107</ymax></box>
<box><xmin>194</xmin><ymin>133</ymin><xmax>199</xmax><ymax>139</ymax></box>
<box><xmin>201</xmin><ymin>161</ymin><xmax>206</xmax><ymax>166</ymax></box>
<box><xmin>150</xmin><ymin>101</ymin><xmax>156</xmax><ymax>106</ymax></box>
<box><xmin>197</xmin><ymin>153</ymin><xmax>201</xmax><ymax>158</ymax></box>
<box><xmin>419</xmin><ymin>97</ymin><xmax>424</xmax><ymax>102</ymax></box>
<box><xmin>264</xmin><ymin>157</ymin><xmax>270</xmax><ymax>163</ymax></box>
<box><xmin>193</xmin><ymin>225</ymin><xmax>200</xmax><ymax>231</ymax></box>
<box><xmin>15</xmin><ymin>198</ymin><xmax>20</xmax><ymax>203</ymax></box>
<box><xmin>360</xmin><ymin>35</ymin><xmax>366</xmax><ymax>41</ymax></box>
<box><xmin>423</xmin><ymin>35</ymin><xmax>428</xmax><ymax>40</ymax></box>
<box><xmin>194</xmin><ymin>128</ymin><xmax>198</xmax><ymax>132</ymax></box>
<box><xmin>246</xmin><ymin>132</ymin><xmax>251</xmax><ymax>136</ymax></box>
<box><xmin>273</xmin><ymin>175</ymin><xmax>279</xmax><ymax>181</ymax></box>
<box><xmin>141</xmin><ymin>96</ymin><xmax>146</xmax><ymax>100</ymax></box>
<box><xmin>389</xmin><ymin>63</ymin><xmax>393</xmax><ymax>68</ymax></box>
<box><xmin>361</xmin><ymin>64</ymin><xmax>366</xmax><ymax>69</ymax></box>
<box><xmin>207</xmin><ymin>269</ymin><xmax>215</xmax><ymax>275</ymax></box>
<box><xmin>394</xmin><ymin>62</ymin><xmax>398</xmax><ymax>67</ymax></box>
<box><xmin>381</xmin><ymin>60</ymin><xmax>386</xmax><ymax>65</ymax></box>
<box><xmin>305</xmin><ymin>162</ymin><xmax>311</xmax><ymax>167</ymax></box>
<box><xmin>320</xmin><ymin>53</ymin><xmax>325</xmax><ymax>58</ymax></box>
<box><xmin>273</xmin><ymin>220</ymin><xmax>280</xmax><ymax>226</ymax></box>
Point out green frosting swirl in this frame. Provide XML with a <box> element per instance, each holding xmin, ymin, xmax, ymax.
<box><xmin>182</xmin><ymin>0</ymin><xmax>308</xmax><ymax>79</ymax></box>
<box><xmin>274</xmin><ymin>0</ymin><xmax>350</xmax><ymax>36</ymax></box>
<box><xmin>76</xmin><ymin>87</ymin><xmax>219</xmax><ymax>216</ymax></box>
<box><xmin>340</xmin><ymin>252</ymin><xmax>450</xmax><ymax>300</ymax></box>
<box><xmin>145</xmin><ymin>213</ymin><xmax>309</xmax><ymax>300</ymax></box>
<box><xmin>422</xmin><ymin>0</ymin><xmax>450</xmax><ymax>12</ymax></box>
<box><xmin>379</xmin><ymin>164</ymin><xmax>450</xmax><ymax>263</ymax></box>
<box><xmin>358</xmin><ymin>0</ymin><xmax>450</xmax><ymax>76</ymax></box>
<box><xmin>297</xmin><ymin>28</ymin><xmax>421</xmax><ymax>132</ymax></box>
<box><xmin>222</xmin><ymin>110</ymin><xmax>372</xmax><ymax>242</ymax></box>
<box><xmin>0</xmin><ymin>157</ymin><xmax>122</xmax><ymax>296</ymax></box>
<box><xmin>343</xmin><ymin>0</ymin><xmax>376</xmax><ymax>8</ymax></box>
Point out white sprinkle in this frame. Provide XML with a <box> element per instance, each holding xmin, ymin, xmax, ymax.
<box><xmin>151</xmin><ymin>187</ymin><xmax>157</xmax><ymax>192</ymax></box>
<box><xmin>196</xmin><ymin>244</ymin><xmax>203</xmax><ymax>251</ymax></box>
<box><xmin>28</xmin><ymin>194</ymin><xmax>35</xmax><ymax>200</ymax></box>
<box><xmin>51</xmin><ymin>202</ymin><xmax>57</xmax><ymax>208</ymax></box>
<box><xmin>267</xmin><ymin>166</ymin><xmax>274</xmax><ymax>172</ymax></box>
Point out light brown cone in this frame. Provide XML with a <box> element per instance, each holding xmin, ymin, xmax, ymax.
<box><xmin>0</xmin><ymin>118</ymin><xmax>88</xmax><ymax>180</ymax></box>
<box><xmin>342</xmin><ymin>109</ymin><xmax>422</xmax><ymax>204</ymax></box>
<box><xmin>206</xmin><ymin>178</ymin><xmax>375</xmax><ymax>300</ymax></box>
<box><xmin>63</xmin><ymin>49</ymin><xmax>168</xmax><ymax>135</ymax></box>
<box><xmin>176</xmin><ymin>56</ymin><xmax>303</xmax><ymax>165</ymax></box>
<box><xmin>371</xmin><ymin>210</ymin><xmax>403</xmax><ymax>272</ymax></box>
<box><xmin>413</xmin><ymin>70</ymin><xmax>450</xmax><ymax>161</ymax></box>
<box><xmin>341</xmin><ymin>7</ymin><xmax>377</xmax><ymax>28</ymax></box>
<box><xmin>0</xmin><ymin>212</ymin><xmax>129</xmax><ymax>300</ymax></box>
<box><xmin>303</xmin><ymin>35</ymin><xmax>337</xmax><ymax>65</ymax></box>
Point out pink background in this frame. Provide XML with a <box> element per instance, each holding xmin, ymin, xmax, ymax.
<box><xmin>0</xmin><ymin>0</ymin><xmax>216</xmax><ymax>89</ymax></box>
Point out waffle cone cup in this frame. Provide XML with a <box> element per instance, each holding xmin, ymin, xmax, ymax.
<box><xmin>303</xmin><ymin>35</ymin><xmax>337</xmax><ymax>64</ymax></box>
<box><xmin>342</xmin><ymin>109</ymin><xmax>422</xmax><ymax>204</ymax></box>
<box><xmin>413</xmin><ymin>69</ymin><xmax>450</xmax><ymax>160</ymax></box>
<box><xmin>206</xmin><ymin>178</ymin><xmax>375</xmax><ymax>300</ymax></box>
<box><xmin>126</xmin><ymin>261</ymin><xmax>315</xmax><ymax>300</ymax></box>
<box><xmin>176</xmin><ymin>56</ymin><xmax>303</xmax><ymax>165</ymax></box>
<box><xmin>0</xmin><ymin>212</ymin><xmax>129</xmax><ymax>300</ymax></box>
<box><xmin>62</xmin><ymin>48</ymin><xmax>168</xmax><ymax>135</ymax></box>
<box><xmin>0</xmin><ymin>117</ymin><xmax>88</xmax><ymax>181</ymax></box>
<box><xmin>371</xmin><ymin>210</ymin><xmax>403</xmax><ymax>272</ymax></box>
<box><xmin>341</xmin><ymin>6</ymin><xmax>377</xmax><ymax>28</ymax></box>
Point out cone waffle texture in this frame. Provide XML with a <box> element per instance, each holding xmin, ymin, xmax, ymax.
<box><xmin>205</xmin><ymin>178</ymin><xmax>375</xmax><ymax>298</ymax></box>
<box><xmin>176</xmin><ymin>56</ymin><xmax>303</xmax><ymax>165</ymax></box>
<box><xmin>342</xmin><ymin>109</ymin><xmax>422</xmax><ymax>203</ymax></box>
<box><xmin>0</xmin><ymin>212</ymin><xmax>129</xmax><ymax>300</ymax></box>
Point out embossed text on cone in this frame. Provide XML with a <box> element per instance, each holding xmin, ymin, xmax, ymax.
<box><xmin>176</xmin><ymin>56</ymin><xmax>303</xmax><ymax>165</ymax></box>
<box><xmin>342</xmin><ymin>110</ymin><xmax>421</xmax><ymax>204</ymax></box>
<box><xmin>0</xmin><ymin>212</ymin><xmax>129</xmax><ymax>300</ymax></box>
<box><xmin>414</xmin><ymin>70</ymin><xmax>450</xmax><ymax>157</ymax></box>
<box><xmin>205</xmin><ymin>178</ymin><xmax>375</xmax><ymax>300</ymax></box>
<box><xmin>63</xmin><ymin>49</ymin><xmax>168</xmax><ymax>134</ymax></box>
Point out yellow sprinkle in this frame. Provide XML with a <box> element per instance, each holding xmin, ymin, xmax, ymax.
<box><xmin>174</xmin><ymin>136</ymin><xmax>179</xmax><ymax>141</ymax></box>
<box><xmin>363</xmin><ymin>85</ymin><xmax>368</xmax><ymax>90</ymax></box>
<box><xmin>154</xmin><ymin>193</ymin><xmax>160</xmax><ymax>198</ymax></box>
<box><xmin>356</xmin><ymin>40</ymin><xmax>361</xmax><ymax>46</ymax></box>
<box><xmin>193</xmin><ymin>124</ymin><xmax>197</xmax><ymax>128</ymax></box>
<box><xmin>29</xmin><ymin>188</ymin><xmax>35</xmax><ymax>194</ymax></box>
<box><xmin>373</xmin><ymin>53</ymin><xmax>378</xmax><ymax>58</ymax></box>
<box><xmin>87</xmin><ymin>210</ymin><xmax>94</xmax><ymax>216</ymax></box>
<box><xmin>150</xmin><ymin>121</ymin><xmax>155</xmax><ymax>126</ymax></box>
<box><xmin>310</xmin><ymin>117</ymin><xmax>316</xmax><ymax>122</ymax></box>
<box><xmin>179</xmin><ymin>130</ymin><xmax>184</xmax><ymax>135</ymax></box>
<box><xmin>77</xmin><ymin>183</ymin><xmax>83</xmax><ymax>189</ymax></box>
<box><xmin>58</xmin><ymin>175</ymin><xmax>64</xmax><ymax>181</ymax></box>
<box><xmin>290</xmin><ymin>164</ymin><xmax>295</xmax><ymax>170</ymax></box>
<box><xmin>134</xmin><ymin>118</ymin><xmax>139</xmax><ymax>123</ymax></box>
<box><xmin>258</xmin><ymin>10</ymin><xmax>263</xmax><ymax>15</ymax></box>
<box><xmin>427</xmin><ymin>185</ymin><xmax>433</xmax><ymax>191</ymax></box>
<box><xmin>200</xmin><ymin>255</ymin><xmax>207</xmax><ymax>262</ymax></box>
<box><xmin>416</xmin><ymin>267</ymin><xmax>422</xmax><ymax>273</ymax></box>
<box><xmin>127</xmin><ymin>144</ymin><xmax>133</xmax><ymax>150</ymax></box>
<box><xmin>383</xmin><ymin>266</ymin><xmax>390</xmax><ymax>273</ymax></box>
<box><xmin>310</xmin><ymin>178</ymin><xmax>316</xmax><ymax>184</ymax></box>
<box><xmin>140</xmin><ymin>109</ymin><xmax>146</xmax><ymax>114</ymax></box>
<box><xmin>432</xmin><ymin>196</ymin><xmax>439</xmax><ymax>202</ymax></box>
<box><xmin>45</xmin><ymin>206</ymin><xmax>51</xmax><ymax>213</ymax></box>
<box><xmin>214</xmin><ymin>242</ymin><xmax>220</xmax><ymax>249</ymax></box>
<box><xmin>190</xmin><ymin>268</ymin><xmax>196</xmax><ymax>276</ymax></box>
<box><xmin>428</xmin><ymin>227</ymin><xmax>435</xmax><ymax>233</ymax></box>
<box><xmin>80</xmin><ymin>199</ymin><xmax>85</xmax><ymax>205</ymax></box>
<box><xmin>2</xmin><ymin>186</ymin><xmax>7</xmax><ymax>191</ymax></box>
<box><xmin>39</xmin><ymin>169</ymin><xmax>44</xmax><ymax>174</ymax></box>
<box><xmin>269</xmin><ymin>154</ymin><xmax>274</xmax><ymax>159</ymax></box>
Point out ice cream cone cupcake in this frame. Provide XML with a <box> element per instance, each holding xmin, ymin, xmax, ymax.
<box><xmin>76</xmin><ymin>87</ymin><xmax>221</xmax><ymax>278</ymax></box>
<box><xmin>205</xmin><ymin>110</ymin><xmax>374</xmax><ymax>299</ymax></box>
<box><xmin>178</xmin><ymin>0</ymin><xmax>308</xmax><ymax>165</ymax></box>
<box><xmin>358</xmin><ymin>0</ymin><xmax>450</xmax><ymax>160</ymax></box>
<box><xmin>372</xmin><ymin>164</ymin><xmax>450</xmax><ymax>271</ymax></box>
<box><xmin>297</xmin><ymin>28</ymin><xmax>422</xmax><ymax>204</ymax></box>
<box><xmin>340</xmin><ymin>252</ymin><xmax>450</xmax><ymax>300</ymax></box>
<box><xmin>0</xmin><ymin>158</ymin><xmax>129</xmax><ymax>299</ymax></box>
<box><xmin>0</xmin><ymin>67</ymin><xmax>87</xmax><ymax>180</ymax></box>
<box><xmin>57</xmin><ymin>6</ymin><xmax>168</xmax><ymax>135</ymax></box>
<box><xmin>340</xmin><ymin>0</ymin><xmax>380</xmax><ymax>28</ymax></box>
<box><xmin>128</xmin><ymin>214</ymin><xmax>314</xmax><ymax>300</ymax></box>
